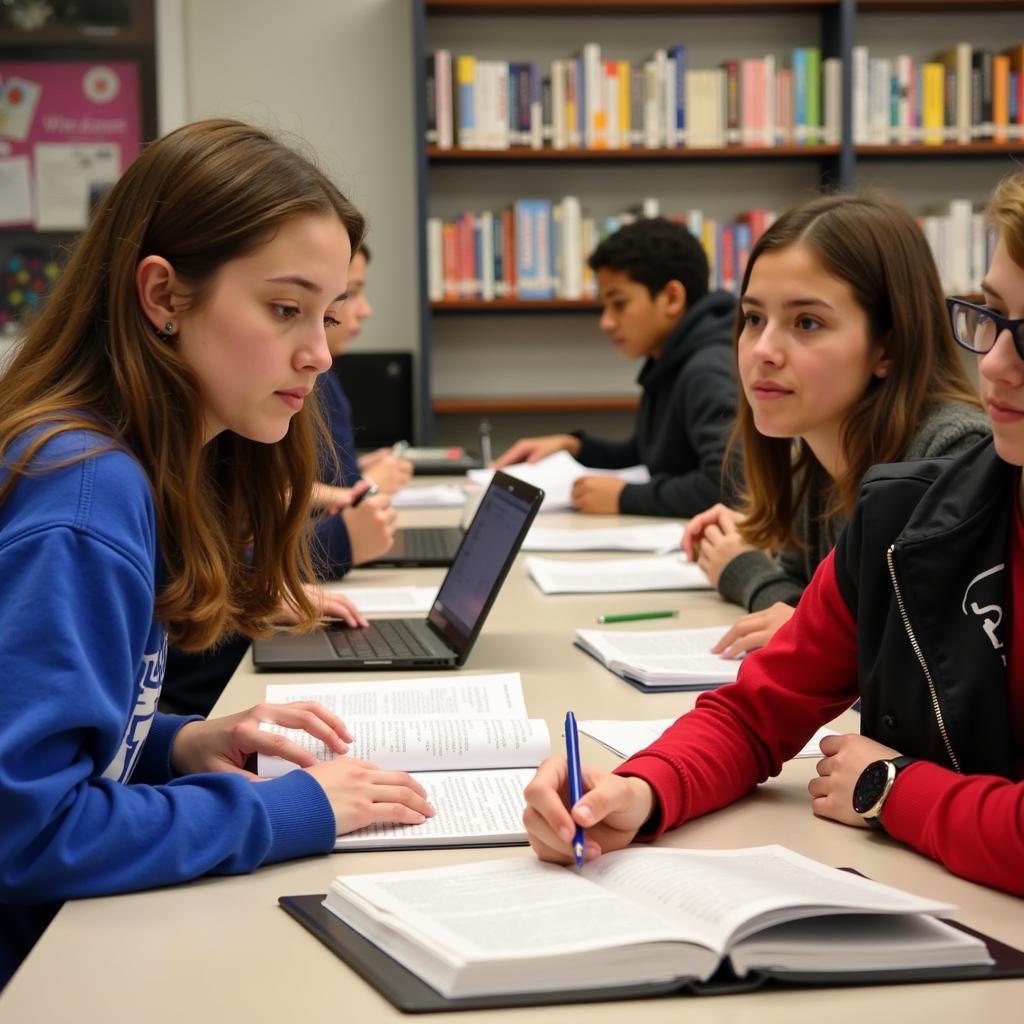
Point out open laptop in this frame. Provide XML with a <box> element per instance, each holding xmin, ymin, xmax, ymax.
<box><xmin>252</xmin><ymin>472</ymin><xmax>543</xmax><ymax>670</ymax></box>
<box><xmin>364</xmin><ymin>486</ymin><xmax>487</xmax><ymax>569</ymax></box>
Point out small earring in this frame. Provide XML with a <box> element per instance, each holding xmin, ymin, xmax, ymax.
<box><xmin>164</xmin><ymin>321</ymin><xmax>175</xmax><ymax>334</ymax></box>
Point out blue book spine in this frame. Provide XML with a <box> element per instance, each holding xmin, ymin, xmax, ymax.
<box><xmin>1010</xmin><ymin>72</ymin><xmax>1019</xmax><ymax>125</ymax></box>
<box><xmin>508</xmin><ymin>64</ymin><xmax>521</xmax><ymax>143</ymax></box>
<box><xmin>669</xmin><ymin>45</ymin><xmax>686</xmax><ymax>141</ymax></box>
<box><xmin>792</xmin><ymin>48</ymin><xmax>808</xmax><ymax>142</ymax></box>
<box><xmin>734</xmin><ymin>222</ymin><xmax>752</xmax><ymax>286</ymax></box>
<box><xmin>493</xmin><ymin>213</ymin><xmax>504</xmax><ymax>293</ymax></box>
<box><xmin>474</xmin><ymin>219</ymin><xmax>484</xmax><ymax>298</ymax></box>
<box><xmin>515</xmin><ymin>199</ymin><xmax>554</xmax><ymax>299</ymax></box>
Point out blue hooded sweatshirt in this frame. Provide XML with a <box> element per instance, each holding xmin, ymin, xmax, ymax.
<box><xmin>0</xmin><ymin>428</ymin><xmax>336</xmax><ymax>987</ymax></box>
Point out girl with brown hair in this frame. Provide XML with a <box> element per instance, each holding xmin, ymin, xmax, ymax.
<box><xmin>523</xmin><ymin>170</ymin><xmax>1024</xmax><ymax>896</ymax></box>
<box><xmin>0</xmin><ymin>119</ymin><xmax>433</xmax><ymax>986</ymax></box>
<box><xmin>682</xmin><ymin>192</ymin><xmax>989</xmax><ymax>656</ymax></box>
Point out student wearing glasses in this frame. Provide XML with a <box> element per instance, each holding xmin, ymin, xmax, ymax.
<box><xmin>681</xmin><ymin>192</ymin><xmax>989</xmax><ymax>657</ymax></box>
<box><xmin>523</xmin><ymin>170</ymin><xmax>1024</xmax><ymax>895</ymax></box>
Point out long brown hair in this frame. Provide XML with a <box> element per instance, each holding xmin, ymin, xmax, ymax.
<box><xmin>0</xmin><ymin>119</ymin><xmax>365</xmax><ymax>649</ymax></box>
<box><xmin>730</xmin><ymin>192</ymin><xmax>981</xmax><ymax>552</ymax></box>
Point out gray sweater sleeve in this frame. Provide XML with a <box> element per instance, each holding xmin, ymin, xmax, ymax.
<box><xmin>716</xmin><ymin>547</ymin><xmax>807</xmax><ymax>611</ymax></box>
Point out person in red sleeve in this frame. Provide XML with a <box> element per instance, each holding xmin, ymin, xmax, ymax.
<box><xmin>523</xmin><ymin>170</ymin><xmax>1024</xmax><ymax>897</ymax></box>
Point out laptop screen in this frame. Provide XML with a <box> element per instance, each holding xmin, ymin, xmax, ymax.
<box><xmin>427</xmin><ymin>474</ymin><xmax>538</xmax><ymax>654</ymax></box>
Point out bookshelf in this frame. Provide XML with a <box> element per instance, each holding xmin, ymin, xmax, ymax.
<box><xmin>413</xmin><ymin>0</ymin><xmax>1024</xmax><ymax>444</ymax></box>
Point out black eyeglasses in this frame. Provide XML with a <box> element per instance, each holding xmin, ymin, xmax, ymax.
<box><xmin>946</xmin><ymin>297</ymin><xmax>1024</xmax><ymax>361</ymax></box>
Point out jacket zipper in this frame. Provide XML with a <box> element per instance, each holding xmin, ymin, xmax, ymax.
<box><xmin>886</xmin><ymin>544</ymin><xmax>961</xmax><ymax>773</ymax></box>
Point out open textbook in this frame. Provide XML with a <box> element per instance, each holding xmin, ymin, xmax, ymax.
<box><xmin>522</xmin><ymin>522</ymin><xmax>683</xmax><ymax>553</ymax></box>
<box><xmin>575</xmin><ymin>626</ymin><xmax>741</xmax><ymax>690</ymax></box>
<box><xmin>580</xmin><ymin>719</ymin><xmax>841</xmax><ymax>760</ymax></box>
<box><xmin>291</xmin><ymin>845</ymin><xmax>995</xmax><ymax>1005</ymax></box>
<box><xmin>259</xmin><ymin>674</ymin><xmax>548</xmax><ymax>850</ymax></box>
<box><xmin>468</xmin><ymin>450</ymin><xmax>650</xmax><ymax>512</ymax></box>
<box><xmin>526</xmin><ymin>554</ymin><xmax>710</xmax><ymax>594</ymax></box>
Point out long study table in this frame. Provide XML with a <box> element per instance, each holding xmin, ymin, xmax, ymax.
<box><xmin>2</xmin><ymin>495</ymin><xmax>1023</xmax><ymax>1021</ymax></box>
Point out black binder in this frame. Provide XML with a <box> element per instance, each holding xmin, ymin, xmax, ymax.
<box><xmin>279</xmin><ymin>892</ymin><xmax>1024</xmax><ymax>1014</ymax></box>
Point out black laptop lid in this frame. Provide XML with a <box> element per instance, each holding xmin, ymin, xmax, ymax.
<box><xmin>427</xmin><ymin>471</ymin><xmax>543</xmax><ymax>662</ymax></box>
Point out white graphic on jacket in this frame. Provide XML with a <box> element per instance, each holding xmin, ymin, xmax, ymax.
<box><xmin>103</xmin><ymin>633</ymin><xmax>168</xmax><ymax>783</ymax></box>
<box><xmin>961</xmin><ymin>563</ymin><xmax>1006</xmax><ymax>665</ymax></box>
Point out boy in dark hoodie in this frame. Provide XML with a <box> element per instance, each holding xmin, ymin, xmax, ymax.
<box><xmin>494</xmin><ymin>217</ymin><xmax>738</xmax><ymax>516</ymax></box>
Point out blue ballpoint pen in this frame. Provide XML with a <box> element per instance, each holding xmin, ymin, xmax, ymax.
<box><xmin>564</xmin><ymin>711</ymin><xmax>585</xmax><ymax>868</ymax></box>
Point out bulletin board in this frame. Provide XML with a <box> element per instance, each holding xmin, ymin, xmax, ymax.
<box><xmin>0</xmin><ymin>58</ymin><xmax>142</xmax><ymax>329</ymax></box>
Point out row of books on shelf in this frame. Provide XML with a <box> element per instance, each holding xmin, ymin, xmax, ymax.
<box><xmin>426</xmin><ymin>45</ymin><xmax>840</xmax><ymax>151</ymax></box>
<box><xmin>852</xmin><ymin>43</ymin><xmax>1024</xmax><ymax>145</ymax></box>
<box><xmin>426</xmin><ymin>197</ymin><xmax>996</xmax><ymax>304</ymax></box>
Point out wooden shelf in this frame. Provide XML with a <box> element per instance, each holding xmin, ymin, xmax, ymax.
<box><xmin>433</xmin><ymin>395</ymin><xmax>640</xmax><ymax>413</ymax></box>
<box><xmin>432</xmin><ymin>299</ymin><xmax>601</xmax><ymax>313</ymax></box>
<box><xmin>429</xmin><ymin>145</ymin><xmax>841</xmax><ymax>162</ymax></box>
<box><xmin>426</xmin><ymin>0</ymin><xmax>839</xmax><ymax>13</ymax></box>
<box><xmin>856</xmin><ymin>142</ymin><xmax>1024</xmax><ymax>157</ymax></box>
<box><xmin>858</xmin><ymin>0</ymin><xmax>1024</xmax><ymax>10</ymax></box>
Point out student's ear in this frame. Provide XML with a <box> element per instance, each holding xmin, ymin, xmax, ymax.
<box><xmin>873</xmin><ymin>350</ymin><xmax>894</xmax><ymax>380</ymax></box>
<box><xmin>659</xmin><ymin>279</ymin><xmax>687</xmax><ymax>319</ymax></box>
<box><xmin>136</xmin><ymin>255</ymin><xmax>186</xmax><ymax>335</ymax></box>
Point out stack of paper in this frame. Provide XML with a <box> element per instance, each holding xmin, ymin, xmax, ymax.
<box><xmin>320</xmin><ymin>584</ymin><xmax>439</xmax><ymax>614</ymax></box>
<box><xmin>469</xmin><ymin>450</ymin><xmax>650</xmax><ymax>512</ymax></box>
<box><xmin>391</xmin><ymin>484</ymin><xmax>466</xmax><ymax>508</ymax></box>
<box><xmin>522</xmin><ymin>523</ymin><xmax>683</xmax><ymax>553</ymax></box>
<box><xmin>580</xmin><ymin>719</ymin><xmax>841</xmax><ymax>759</ymax></box>
<box><xmin>526</xmin><ymin>554</ymin><xmax>710</xmax><ymax>594</ymax></box>
<box><xmin>575</xmin><ymin>626</ymin><xmax>741</xmax><ymax>689</ymax></box>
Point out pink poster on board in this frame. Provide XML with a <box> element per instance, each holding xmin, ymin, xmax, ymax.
<box><xmin>0</xmin><ymin>59</ymin><xmax>142</xmax><ymax>229</ymax></box>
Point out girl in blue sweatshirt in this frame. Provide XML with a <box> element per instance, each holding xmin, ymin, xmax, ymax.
<box><xmin>0</xmin><ymin>119</ymin><xmax>434</xmax><ymax>986</ymax></box>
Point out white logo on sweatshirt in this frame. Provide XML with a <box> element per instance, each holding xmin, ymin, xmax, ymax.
<box><xmin>961</xmin><ymin>564</ymin><xmax>1006</xmax><ymax>664</ymax></box>
<box><xmin>103</xmin><ymin>634</ymin><xmax>167</xmax><ymax>783</ymax></box>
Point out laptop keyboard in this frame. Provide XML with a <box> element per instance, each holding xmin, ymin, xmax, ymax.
<box><xmin>328</xmin><ymin>619</ymin><xmax>434</xmax><ymax>660</ymax></box>
<box><xmin>403</xmin><ymin>529</ymin><xmax>458</xmax><ymax>559</ymax></box>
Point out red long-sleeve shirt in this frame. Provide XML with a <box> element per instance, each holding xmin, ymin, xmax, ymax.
<box><xmin>617</xmin><ymin>531</ymin><xmax>1024</xmax><ymax>896</ymax></box>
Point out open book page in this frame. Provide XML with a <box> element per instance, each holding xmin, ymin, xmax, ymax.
<box><xmin>729</xmin><ymin>912</ymin><xmax>990</xmax><ymax>975</ymax></box>
<box><xmin>327</xmin><ymin>856</ymin><xmax>721</xmax><ymax>993</ymax></box>
<box><xmin>527</xmin><ymin>554</ymin><xmax>710</xmax><ymax>594</ymax></box>
<box><xmin>469</xmin><ymin>451</ymin><xmax>650</xmax><ymax>512</ymax></box>
<box><xmin>258</xmin><ymin>674</ymin><xmax>543</xmax><ymax>777</ymax></box>
<box><xmin>583</xmin><ymin>846</ymin><xmax>957</xmax><ymax>955</ymax></box>
<box><xmin>261</xmin><ymin>716</ymin><xmax>549</xmax><ymax>777</ymax></box>
<box><xmin>392</xmin><ymin>484</ymin><xmax>466</xmax><ymax>508</ymax></box>
<box><xmin>333</xmin><ymin>768</ymin><xmax>534</xmax><ymax>849</ymax></box>
<box><xmin>522</xmin><ymin>523</ymin><xmax>683</xmax><ymax>554</ymax></box>
<box><xmin>575</xmin><ymin>627</ymin><xmax>741</xmax><ymax>684</ymax></box>
<box><xmin>264</xmin><ymin>673</ymin><xmax>529</xmax><ymax>719</ymax></box>
<box><xmin>318</xmin><ymin>584</ymin><xmax>439</xmax><ymax>614</ymax></box>
<box><xmin>581</xmin><ymin>719</ymin><xmax>840</xmax><ymax>760</ymax></box>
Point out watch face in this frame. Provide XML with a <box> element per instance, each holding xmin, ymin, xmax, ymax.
<box><xmin>853</xmin><ymin>761</ymin><xmax>889</xmax><ymax>815</ymax></box>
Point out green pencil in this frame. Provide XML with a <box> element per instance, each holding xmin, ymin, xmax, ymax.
<box><xmin>596</xmin><ymin>610</ymin><xmax>679</xmax><ymax>624</ymax></box>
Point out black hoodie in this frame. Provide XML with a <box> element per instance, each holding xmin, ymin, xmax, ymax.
<box><xmin>575</xmin><ymin>289</ymin><xmax>738</xmax><ymax>517</ymax></box>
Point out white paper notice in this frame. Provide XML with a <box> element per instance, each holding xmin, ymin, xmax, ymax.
<box><xmin>392</xmin><ymin>484</ymin><xmax>466</xmax><ymax>508</ymax></box>
<box><xmin>0</xmin><ymin>156</ymin><xmax>32</xmax><ymax>225</ymax></box>
<box><xmin>470</xmin><ymin>451</ymin><xmax>650</xmax><ymax>512</ymax></box>
<box><xmin>34</xmin><ymin>142</ymin><xmax>120</xmax><ymax>230</ymax></box>
<box><xmin>526</xmin><ymin>554</ymin><xmax>711</xmax><ymax>594</ymax></box>
<box><xmin>0</xmin><ymin>77</ymin><xmax>42</xmax><ymax>142</ymax></box>
<box><xmin>522</xmin><ymin>523</ymin><xmax>683</xmax><ymax>554</ymax></box>
<box><xmin>320</xmin><ymin>584</ymin><xmax>439</xmax><ymax>614</ymax></box>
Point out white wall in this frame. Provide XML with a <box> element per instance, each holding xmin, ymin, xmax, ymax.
<box><xmin>183</xmin><ymin>0</ymin><xmax>419</xmax><ymax>356</ymax></box>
